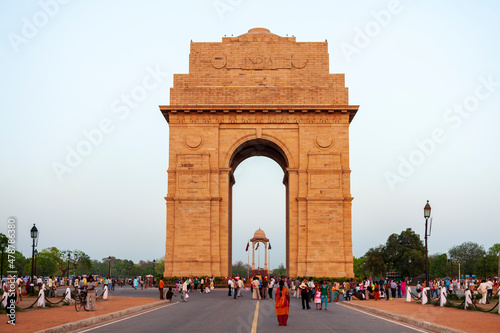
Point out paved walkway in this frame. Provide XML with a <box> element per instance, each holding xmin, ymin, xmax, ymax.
<box><xmin>6</xmin><ymin>289</ymin><xmax>499</xmax><ymax>332</ymax></box>
<box><xmin>343</xmin><ymin>298</ymin><xmax>500</xmax><ymax>333</ymax></box>
<box><xmin>6</xmin><ymin>295</ymin><xmax>162</xmax><ymax>333</ymax></box>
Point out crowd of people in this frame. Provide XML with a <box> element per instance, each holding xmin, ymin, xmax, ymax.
<box><xmin>218</xmin><ymin>275</ymin><xmax>500</xmax><ymax>306</ymax></box>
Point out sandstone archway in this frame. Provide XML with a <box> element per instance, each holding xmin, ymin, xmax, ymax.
<box><xmin>160</xmin><ymin>28</ymin><xmax>358</xmax><ymax>278</ymax></box>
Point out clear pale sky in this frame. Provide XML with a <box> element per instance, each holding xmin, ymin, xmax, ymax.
<box><xmin>1</xmin><ymin>1</ymin><xmax>499</xmax><ymax>270</ymax></box>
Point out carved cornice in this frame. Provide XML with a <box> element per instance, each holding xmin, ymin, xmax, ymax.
<box><xmin>160</xmin><ymin>105</ymin><xmax>358</xmax><ymax>124</ymax></box>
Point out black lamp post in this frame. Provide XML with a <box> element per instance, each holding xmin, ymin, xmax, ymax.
<box><xmin>108</xmin><ymin>256</ymin><xmax>111</xmax><ymax>278</ymax></box>
<box><xmin>409</xmin><ymin>258</ymin><xmax>412</xmax><ymax>280</ymax></box>
<box><xmin>153</xmin><ymin>259</ymin><xmax>156</xmax><ymax>286</ymax></box>
<box><xmin>0</xmin><ymin>238</ymin><xmax>5</xmax><ymax>280</ymax></box>
<box><xmin>30</xmin><ymin>224</ymin><xmax>38</xmax><ymax>293</ymax></box>
<box><xmin>67</xmin><ymin>253</ymin><xmax>71</xmax><ymax>280</ymax></box>
<box><xmin>424</xmin><ymin>201</ymin><xmax>431</xmax><ymax>298</ymax></box>
<box><xmin>34</xmin><ymin>249</ymin><xmax>38</xmax><ymax>276</ymax></box>
<box><xmin>483</xmin><ymin>252</ymin><xmax>486</xmax><ymax>280</ymax></box>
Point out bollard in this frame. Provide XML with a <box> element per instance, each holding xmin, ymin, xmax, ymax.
<box><xmin>464</xmin><ymin>290</ymin><xmax>472</xmax><ymax>309</ymax></box>
<box><xmin>440</xmin><ymin>287</ymin><xmax>446</xmax><ymax>307</ymax></box>
<box><xmin>421</xmin><ymin>287</ymin><xmax>428</xmax><ymax>304</ymax></box>
<box><xmin>103</xmin><ymin>285</ymin><xmax>109</xmax><ymax>300</ymax></box>
<box><xmin>37</xmin><ymin>285</ymin><xmax>46</xmax><ymax>308</ymax></box>
<box><xmin>64</xmin><ymin>288</ymin><xmax>72</xmax><ymax>302</ymax></box>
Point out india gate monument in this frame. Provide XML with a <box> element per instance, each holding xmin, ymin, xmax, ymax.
<box><xmin>160</xmin><ymin>28</ymin><xmax>357</xmax><ymax>278</ymax></box>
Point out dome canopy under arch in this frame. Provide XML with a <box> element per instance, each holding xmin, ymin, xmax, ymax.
<box><xmin>250</xmin><ymin>228</ymin><xmax>269</xmax><ymax>242</ymax></box>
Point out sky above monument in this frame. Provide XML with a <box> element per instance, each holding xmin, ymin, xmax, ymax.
<box><xmin>1</xmin><ymin>0</ymin><xmax>499</xmax><ymax>271</ymax></box>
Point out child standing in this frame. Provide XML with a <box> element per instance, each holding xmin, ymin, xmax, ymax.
<box><xmin>314</xmin><ymin>287</ymin><xmax>321</xmax><ymax>309</ymax></box>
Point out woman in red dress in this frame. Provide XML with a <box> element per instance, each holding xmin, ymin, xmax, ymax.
<box><xmin>275</xmin><ymin>279</ymin><xmax>290</xmax><ymax>326</ymax></box>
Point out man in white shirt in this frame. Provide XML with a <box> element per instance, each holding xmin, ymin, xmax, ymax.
<box><xmin>485</xmin><ymin>279</ymin><xmax>493</xmax><ymax>303</ymax></box>
<box><xmin>308</xmin><ymin>278</ymin><xmax>315</xmax><ymax>301</ymax></box>
<box><xmin>36</xmin><ymin>276</ymin><xmax>43</xmax><ymax>291</ymax></box>
<box><xmin>237</xmin><ymin>278</ymin><xmax>244</xmax><ymax>297</ymax></box>
<box><xmin>182</xmin><ymin>279</ymin><xmax>188</xmax><ymax>302</ymax></box>
<box><xmin>477</xmin><ymin>279</ymin><xmax>488</xmax><ymax>304</ymax></box>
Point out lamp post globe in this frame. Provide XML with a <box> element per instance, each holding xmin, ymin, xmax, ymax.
<box><xmin>30</xmin><ymin>223</ymin><xmax>38</xmax><ymax>294</ymax></box>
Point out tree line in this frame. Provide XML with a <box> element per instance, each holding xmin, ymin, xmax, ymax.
<box><xmin>0</xmin><ymin>233</ymin><xmax>164</xmax><ymax>278</ymax></box>
<box><xmin>354</xmin><ymin>228</ymin><xmax>499</xmax><ymax>279</ymax></box>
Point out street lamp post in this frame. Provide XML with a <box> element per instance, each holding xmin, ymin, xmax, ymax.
<box><xmin>0</xmin><ymin>238</ymin><xmax>5</xmax><ymax>280</ymax></box>
<box><xmin>409</xmin><ymin>258</ymin><xmax>412</xmax><ymax>280</ymax></box>
<box><xmin>498</xmin><ymin>250</ymin><xmax>500</xmax><ymax>281</ymax></box>
<box><xmin>424</xmin><ymin>201</ymin><xmax>431</xmax><ymax>300</ymax></box>
<box><xmin>483</xmin><ymin>252</ymin><xmax>486</xmax><ymax>280</ymax></box>
<box><xmin>108</xmin><ymin>256</ymin><xmax>111</xmax><ymax>278</ymax></box>
<box><xmin>67</xmin><ymin>253</ymin><xmax>71</xmax><ymax>280</ymax></box>
<box><xmin>34</xmin><ymin>249</ymin><xmax>38</xmax><ymax>276</ymax></box>
<box><xmin>30</xmin><ymin>224</ymin><xmax>38</xmax><ymax>294</ymax></box>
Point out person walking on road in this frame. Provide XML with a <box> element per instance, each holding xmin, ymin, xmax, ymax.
<box><xmin>275</xmin><ymin>279</ymin><xmax>290</xmax><ymax>326</ymax></box>
<box><xmin>320</xmin><ymin>280</ymin><xmax>328</xmax><ymax>310</ymax></box>
<box><xmin>237</xmin><ymin>278</ymin><xmax>244</xmax><ymax>297</ymax></box>
<box><xmin>182</xmin><ymin>279</ymin><xmax>188</xmax><ymax>302</ymax></box>
<box><xmin>300</xmin><ymin>279</ymin><xmax>310</xmax><ymax>309</ymax></box>
<box><xmin>268</xmin><ymin>277</ymin><xmax>274</xmax><ymax>299</ymax></box>
<box><xmin>262</xmin><ymin>277</ymin><xmax>268</xmax><ymax>300</ymax></box>
<box><xmin>252</xmin><ymin>277</ymin><xmax>261</xmax><ymax>299</ymax></box>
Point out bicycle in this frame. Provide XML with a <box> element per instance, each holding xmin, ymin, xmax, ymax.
<box><xmin>74</xmin><ymin>290</ymin><xmax>89</xmax><ymax>312</ymax></box>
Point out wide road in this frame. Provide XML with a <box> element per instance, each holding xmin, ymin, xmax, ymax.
<box><xmin>75</xmin><ymin>287</ymin><xmax>431</xmax><ymax>333</ymax></box>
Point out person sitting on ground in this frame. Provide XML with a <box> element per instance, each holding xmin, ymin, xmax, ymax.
<box><xmin>166</xmin><ymin>287</ymin><xmax>176</xmax><ymax>302</ymax></box>
<box><xmin>352</xmin><ymin>290</ymin><xmax>365</xmax><ymax>300</ymax></box>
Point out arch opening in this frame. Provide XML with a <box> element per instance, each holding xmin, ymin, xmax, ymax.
<box><xmin>228</xmin><ymin>139</ymin><xmax>290</xmax><ymax>277</ymax></box>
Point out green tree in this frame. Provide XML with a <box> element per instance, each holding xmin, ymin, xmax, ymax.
<box><xmin>353</xmin><ymin>257</ymin><xmax>371</xmax><ymax>278</ymax></box>
<box><xmin>474</xmin><ymin>252</ymin><xmax>497</xmax><ymax>279</ymax></box>
<box><xmin>364</xmin><ymin>245</ymin><xmax>387</xmax><ymax>278</ymax></box>
<box><xmin>384</xmin><ymin>228</ymin><xmax>425</xmax><ymax>278</ymax></box>
<box><xmin>231</xmin><ymin>260</ymin><xmax>249</xmax><ymax>278</ymax></box>
<box><xmin>154</xmin><ymin>257</ymin><xmax>165</xmax><ymax>277</ymax></box>
<box><xmin>272</xmin><ymin>263</ymin><xmax>286</xmax><ymax>277</ymax></box>
<box><xmin>12</xmin><ymin>251</ymin><xmax>28</xmax><ymax>276</ymax></box>
<box><xmin>39</xmin><ymin>247</ymin><xmax>92</xmax><ymax>278</ymax></box>
<box><xmin>0</xmin><ymin>233</ymin><xmax>9</xmax><ymax>277</ymax></box>
<box><xmin>448</xmin><ymin>242</ymin><xmax>484</xmax><ymax>276</ymax></box>
<box><xmin>430</xmin><ymin>253</ymin><xmax>448</xmax><ymax>278</ymax></box>
<box><xmin>487</xmin><ymin>244</ymin><xmax>500</xmax><ymax>278</ymax></box>
<box><xmin>36</xmin><ymin>251</ymin><xmax>58</xmax><ymax>276</ymax></box>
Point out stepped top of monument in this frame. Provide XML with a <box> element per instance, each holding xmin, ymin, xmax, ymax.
<box><xmin>241</xmin><ymin>27</ymin><xmax>274</xmax><ymax>35</ymax></box>
<box><xmin>162</xmin><ymin>28</ymin><xmax>356</xmax><ymax>108</ymax></box>
<box><xmin>222</xmin><ymin>27</ymin><xmax>295</xmax><ymax>43</ymax></box>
